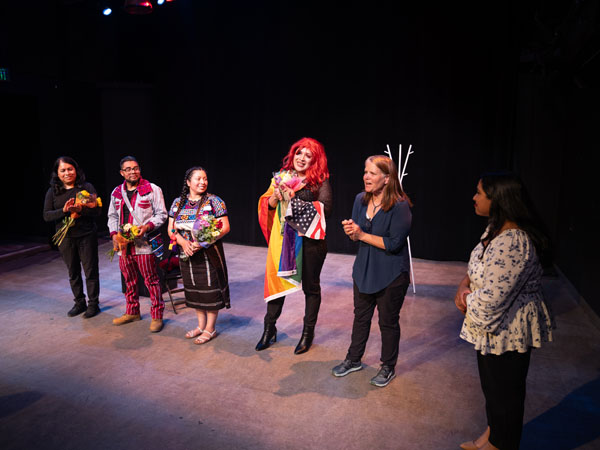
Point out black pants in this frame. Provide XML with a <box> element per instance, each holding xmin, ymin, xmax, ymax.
<box><xmin>477</xmin><ymin>349</ymin><xmax>532</xmax><ymax>450</ymax></box>
<box><xmin>264</xmin><ymin>238</ymin><xmax>327</xmax><ymax>328</ymax></box>
<box><xmin>345</xmin><ymin>272</ymin><xmax>409</xmax><ymax>367</ymax></box>
<box><xmin>58</xmin><ymin>232</ymin><xmax>100</xmax><ymax>306</ymax></box>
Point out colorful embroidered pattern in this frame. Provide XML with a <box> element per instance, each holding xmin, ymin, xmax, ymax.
<box><xmin>169</xmin><ymin>195</ymin><xmax>227</xmax><ymax>242</ymax></box>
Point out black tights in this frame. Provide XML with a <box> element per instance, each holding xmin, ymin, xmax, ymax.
<box><xmin>477</xmin><ymin>349</ymin><xmax>532</xmax><ymax>450</ymax></box>
<box><xmin>264</xmin><ymin>238</ymin><xmax>327</xmax><ymax>327</ymax></box>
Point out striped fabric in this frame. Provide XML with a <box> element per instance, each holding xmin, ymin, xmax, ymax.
<box><xmin>285</xmin><ymin>198</ymin><xmax>326</xmax><ymax>240</ymax></box>
<box><xmin>119</xmin><ymin>253</ymin><xmax>165</xmax><ymax>319</ymax></box>
<box><xmin>258</xmin><ymin>178</ymin><xmax>326</xmax><ymax>302</ymax></box>
<box><xmin>258</xmin><ymin>180</ymin><xmax>302</xmax><ymax>302</ymax></box>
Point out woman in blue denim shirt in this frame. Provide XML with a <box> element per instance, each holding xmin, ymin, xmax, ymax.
<box><xmin>332</xmin><ymin>155</ymin><xmax>412</xmax><ymax>388</ymax></box>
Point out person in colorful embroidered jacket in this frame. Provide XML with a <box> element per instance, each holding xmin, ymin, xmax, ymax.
<box><xmin>332</xmin><ymin>155</ymin><xmax>412</xmax><ymax>388</ymax></box>
<box><xmin>43</xmin><ymin>156</ymin><xmax>102</xmax><ymax>318</ymax></box>
<box><xmin>167</xmin><ymin>166</ymin><xmax>231</xmax><ymax>345</ymax></box>
<box><xmin>455</xmin><ymin>173</ymin><xmax>554</xmax><ymax>450</ymax></box>
<box><xmin>107</xmin><ymin>156</ymin><xmax>168</xmax><ymax>333</ymax></box>
<box><xmin>256</xmin><ymin>137</ymin><xmax>332</xmax><ymax>354</ymax></box>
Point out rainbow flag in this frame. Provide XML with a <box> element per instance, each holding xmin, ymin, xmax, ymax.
<box><xmin>258</xmin><ymin>180</ymin><xmax>302</xmax><ymax>302</ymax></box>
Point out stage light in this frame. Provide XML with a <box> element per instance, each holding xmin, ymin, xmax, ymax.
<box><xmin>165</xmin><ymin>0</ymin><xmax>176</xmax><ymax>2</ymax></box>
<box><xmin>102</xmin><ymin>8</ymin><xmax>112</xmax><ymax>15</ymax></box>
<box><xmin>124</xmin><ymin>0</ymin><xmax>153</xmax><ymax>15</ymax></box>
<box><xmin>157</xmin><ymin>0</ymin><xmax>165</xmax><ymax>4</ymax></box>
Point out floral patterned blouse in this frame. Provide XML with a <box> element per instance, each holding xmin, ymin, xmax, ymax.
<box><xmin>460</xmin><ymin>228</ymin><xmax>554</xmax><ymax>355</ymax></box>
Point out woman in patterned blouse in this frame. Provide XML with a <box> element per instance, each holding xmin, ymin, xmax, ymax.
<box><xmin>167</xmin><ymin>167</ymin><xmax>231</xmax><ymax>344</ymax></box>
<box><xmin>455</xmin><ymin>173</ymin><xmax>554</xmax><ymax>450</ymax></box>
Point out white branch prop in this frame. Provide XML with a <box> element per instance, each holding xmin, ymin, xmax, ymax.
<box><xmin>385</xmin><ymin>143</ymin><xmax>417</xmax><ymax>294</ymax></box>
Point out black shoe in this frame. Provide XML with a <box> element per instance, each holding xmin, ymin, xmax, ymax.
<box><xmin>255</xmin><ymin>324</ymin><xmax>277</xmax><ymax>351</ymax></box>
<box><xmin>370</xmin><ymin>365</ymin><xmax>396</xmax><ymax>387</ymax></box>
<box><xmin>332</xmin><ymin>359</ymin><xmax>363</xmax><ymax>377</ymax></box>
<box><xmin>294</xmin><ymin>325</ymin><xmax>314</xmax><ymax>355</ymax></box>
<box><xmin>83</xmin><ymin>304</ymin><xmax>101</xmax><ymax>319</ymax></box>
<box><xmin>67</xmin><ymin>302</ymin><xmax>87</xmax><ymax>317</ymax></box>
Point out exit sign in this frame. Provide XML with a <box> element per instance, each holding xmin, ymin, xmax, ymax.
<box><xmin>0</xmin><ymin>68</ymin><xmax>10</xmax><ymax>81</ymax></box>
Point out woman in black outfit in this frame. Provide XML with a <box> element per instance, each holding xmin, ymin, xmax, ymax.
<box><xmin>43</xmin><ymin>156</ymin><xmax>102</xmax><ymax>318</ymax></box>
<box><xmin>256</xmin><ymin>137</ymin><xmax>332</xmax><ymax>354</ymax></box>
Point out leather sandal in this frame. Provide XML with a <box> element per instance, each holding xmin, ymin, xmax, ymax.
<box><xmin>194</xmin><ymin>329</ymin><xmax>217</xmax><ymax>345</ymax></box>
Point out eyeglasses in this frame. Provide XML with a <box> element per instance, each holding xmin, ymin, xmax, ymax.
<box><xmin>121</xmin><ymin>166</ymin><xmax>140</xmax><ymax>173</ymax></box>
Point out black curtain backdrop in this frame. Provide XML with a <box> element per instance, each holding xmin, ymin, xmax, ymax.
<box><xmin>1</xmin><ymin>1</ymin><xmax>598</xmax><ymax>313</ymax></box>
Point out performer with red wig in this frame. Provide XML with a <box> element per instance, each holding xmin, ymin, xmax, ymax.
<box><xmin>256</xmin><ymin>137</ymin><xmax>332</xmax><ymax>354</ymax></box>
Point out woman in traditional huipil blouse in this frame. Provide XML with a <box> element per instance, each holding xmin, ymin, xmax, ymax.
<box><xmin>332</xmin><ymin>155</ymin><xmax>412</xmax><ymax>388</ymax></box>
<box><xmin>167</xmin><ymin>167</ymin><xmax>230</xmax><ymax>344</ymax></box>
<box><xmin>455</xmin><ymin>173</ymin><xmax>553</xmax><ymax>450</ymax></box>
<box><xmin>256</xmin><ymin>137</ymin><xmax>332</xmax><ymax>354</ymax></box>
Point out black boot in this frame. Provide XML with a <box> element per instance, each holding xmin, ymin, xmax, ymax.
<box><xmin>67</xmin><ymin>301</ymin><xmax>87</xmax><ymax>317</ymax></box>
<box><xmin>294</xmin><ymin>325</ymin><xmax>314</xmax><ymax>355</ymax></box>
<box><xmin>83</xmin><ymin>303</ymin><xmax>101</xmax><ymax>319</ymax></box>
<box><xmin>255</xmin><ymin>323</ymin><xmax>277</xmax><ymax>351</ymax></box>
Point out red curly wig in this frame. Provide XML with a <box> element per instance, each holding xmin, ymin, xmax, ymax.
<box><xmin>281</xmin><ymin>137</ymin><xmax>329</xmax><ymax>190</ymax></box>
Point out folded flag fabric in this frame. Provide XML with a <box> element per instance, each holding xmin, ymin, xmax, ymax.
<box><xmin>285</xmin><ymin>197</ymin><xmax>326</xmax><ymax>240</ymax></box>
<box><xmin>258</xmin><ymin>180</ymin><xmax>302</xmax><ymax>302</ymax></box>
<box><xmin>258</xmin><ymin>175</ymin><xmax>327</xmax><ymax>302</ymax></box>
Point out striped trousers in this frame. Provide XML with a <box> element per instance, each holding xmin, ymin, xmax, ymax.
<box><xmin>119</xmin><ymin>253</ymin><xmax>164</xmax><ymax>319</ymax></box>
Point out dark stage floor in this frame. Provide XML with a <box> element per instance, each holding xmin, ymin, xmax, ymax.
<box><xmin>0</xmin><ymin>242</ymin><xmax>599</xmax><ymax>449</ymax></box>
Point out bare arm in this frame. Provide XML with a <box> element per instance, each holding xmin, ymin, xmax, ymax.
<box><xmin>215</xmin><ymin>216</ymin><xmax>230</xmax><ymax>239</ymax></box>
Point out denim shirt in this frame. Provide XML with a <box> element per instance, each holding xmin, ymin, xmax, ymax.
<box><xmin>351</xmin><ymin>192</ymin><xmax>411</xmax><ymax>294</ymax></box>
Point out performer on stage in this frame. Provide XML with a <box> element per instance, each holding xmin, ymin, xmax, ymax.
<box><xmin>107</xmin><ymin>156</ymin><xmax>168</xmax><ymax>333</ymax></box>
<box><xmin>43</xmin><ymin>156</ymin><xmax>102</xmax><ymax>318</ymax></box>
<box><xmin>256</xmin><ymin>137</ymin><xmax>332</xmax><ymax>354</ymax></box>
<box><xmin>332</xmin><ymin>155</ymin><xmax>411</xmax><ymax>388</ymax></box>
<box><xmin>168</xmin><ymin>167</ymin><xmax>230</xmax><ymax>345</ymax></box>
<box><xmin>455</xmin><ymin>173</ymin><xmax>554</xmax><ymax>450</ymax></box>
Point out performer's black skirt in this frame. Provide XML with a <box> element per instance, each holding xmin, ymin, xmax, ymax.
<box><xmin>179</xmin><ymin>241</ymin><xmax>230</xmax><ymax>311</ymax></box>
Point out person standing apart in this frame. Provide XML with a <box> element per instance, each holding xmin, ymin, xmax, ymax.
<box><xmin>43</xmin><ymin>156</ymin><xmax>102</xmax><ymax>318</ymax></box>
<box><xmin>107</xmin><ymin>156</ymin><xmax>168</xmax><ymax>332</ymax></box>
<box><xmin>455</xmin><ymin>173</ymin><xmax>554</xmax><ymax>450</ymax></box>
<box><xmin>168</xmin><ymin>166</ymin><xmax>231</xmax><ymax>345</ymax></box>
<box><xmin>332</xmin><ymin>155</ymin><xmax>412</xmax><ymax>387</ymax></box>
<box><xmin>256</xmin><ymin>137</ymin><xmax>332</xmax><ymax>354</ymax></box>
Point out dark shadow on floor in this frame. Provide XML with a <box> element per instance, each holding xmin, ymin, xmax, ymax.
<box><xmin>274</xmin><ymin>360</ymin><xmax>375</xmax><ymax>399</ymax></box>
<box><xmin>0</xmin><ymin>391</ymin><xmax>44</xmax><ymax>419</ymax></box>
<box><xmin>522</xmin><ymin>377</ymin><xmax>600</xmax><ymax>449</ymax></box>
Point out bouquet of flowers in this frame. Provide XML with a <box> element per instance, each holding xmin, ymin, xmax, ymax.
<box><xmin>52</xmin><ymin>190</ymin><xmax>102</xmax><ymax>247</ymax></box>
<box><xmin>179</xmin><ymin>215</ymin><xmax>223</xmax><ymax>261</ymax></box>
<box><xmin>107</xmin><ymin>223</ymin><xmax>140</xmax><ymax>261</ymax></box>
<box><xmin>273</xmin><ymin>170</ymin><xmax>305</xmax><ymax>202</ymax></box>
<box><xmin>273</xmin><ymin>170</ymin><xmax>305</xmax><ymax>234</ymax></box>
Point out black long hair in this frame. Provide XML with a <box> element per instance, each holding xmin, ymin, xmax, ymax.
<box><xmin>172</xmin><ymin>166</ymin><xmax>207</xmax><ymax>220</ymax></box>
<box><xmin>480</xmin><ymin>172</ymin><xmax>551</xmax><ymax>264</ymax></box>
<box><xmin>50</xmin><ymin>156</ymin><xmax>86</xmax><ymax>195</ymax></box>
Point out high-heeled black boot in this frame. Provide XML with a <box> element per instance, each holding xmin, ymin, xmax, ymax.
<box><xmin>294</xmin><ymin>325</ymin><xmax>314</xmax><ymax>354</ymax></box>
<box><xmin>255</xmin><ymin>323</ymin><xmax>277</xmax><ymax>351</ymax></box>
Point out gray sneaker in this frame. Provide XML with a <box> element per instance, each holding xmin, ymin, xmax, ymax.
<box><xmin>370</xmin><ymin>365</ymin><xmax>396</xmax><ymax>387</ymax></box>
<box><xmin>332</xmin><ymin>359</ymin><xmax>362</xmax><ymax>377</ymax></box>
